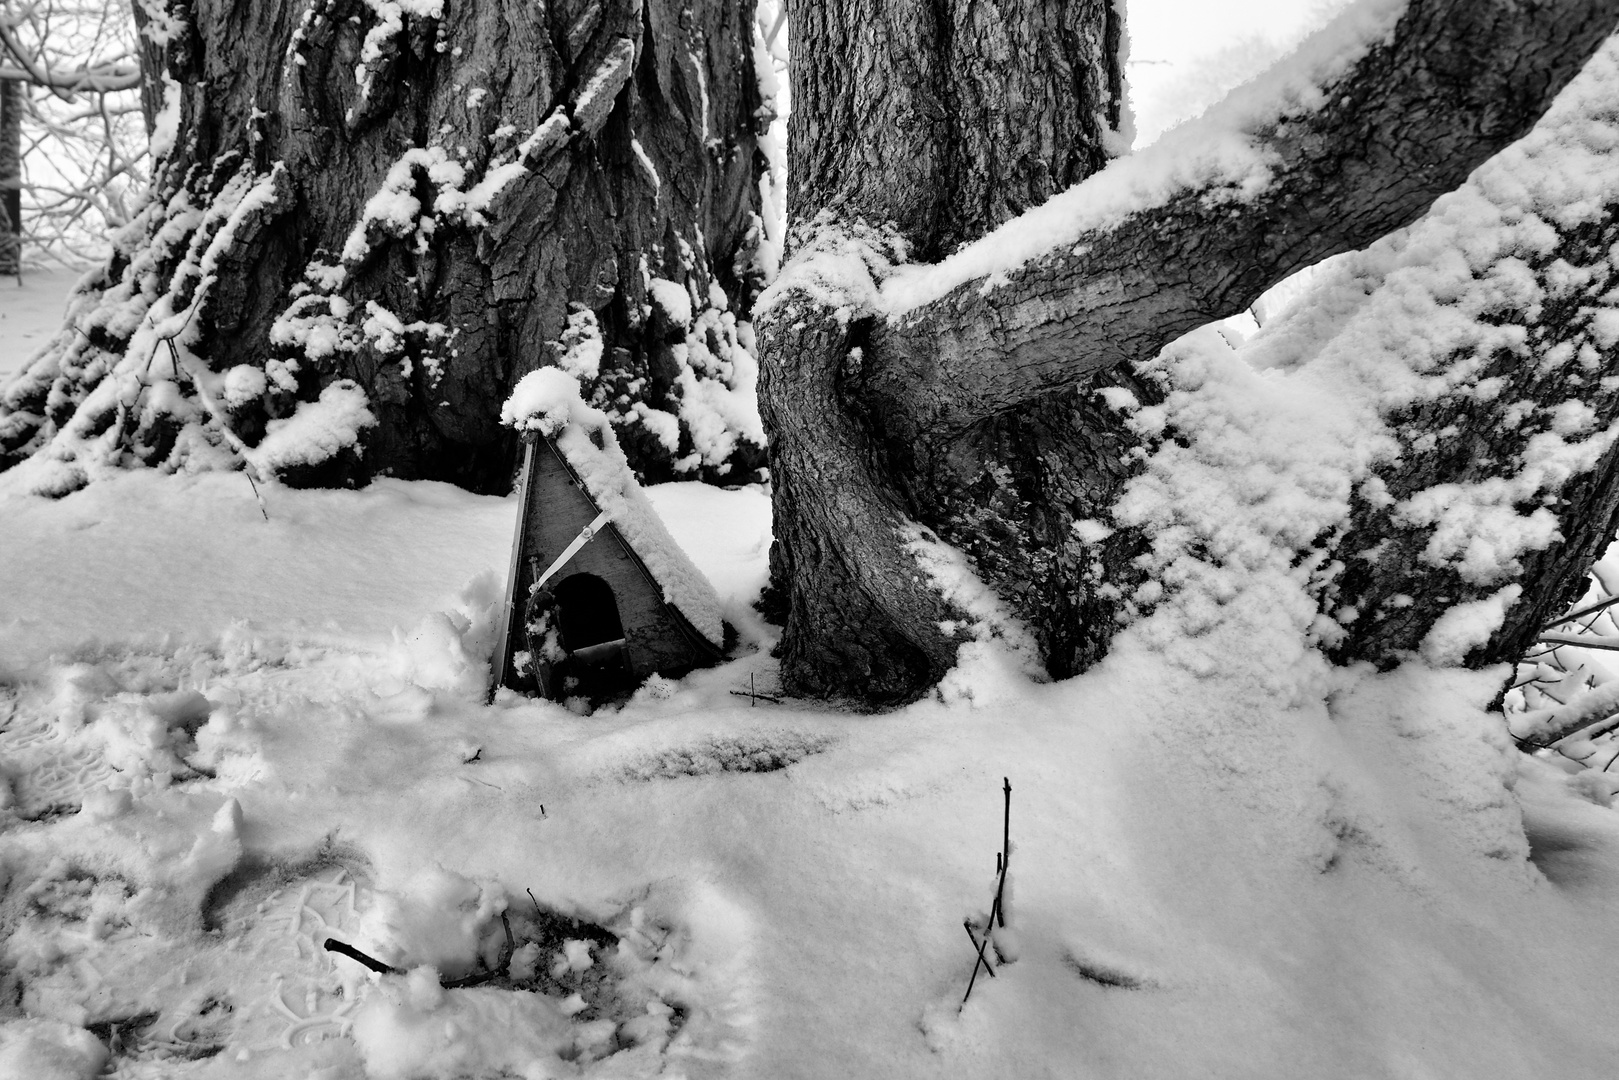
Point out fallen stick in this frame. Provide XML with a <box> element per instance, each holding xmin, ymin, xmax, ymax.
<box><xmin>729</xmin><ymin>690</ymin><xmax>784</xmax><ymax>704</ymax></box>
<box><xmin>323</xmin><ymin>938</ymin><xmax>400</xmax><ymax>975</ymax></box>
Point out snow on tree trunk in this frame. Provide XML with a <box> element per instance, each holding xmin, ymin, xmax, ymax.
<box><xmin>1314</xmin><ymin>93</ymin><xmax>1619</xmax><ymax>672</ymax></box>
<box><xmin>758</xmin><ymin>0</ymin><xmax>1619</xmax><ymax>705</ymax></box>
<box><xmin>0</xmin><ymin>0</ymin><xmax>769</xmax><ymax>494</ymax></box>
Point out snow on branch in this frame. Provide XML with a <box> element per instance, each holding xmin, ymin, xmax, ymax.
<box><xmin>1</xmin><ymin>0</ymin><xmax>150</xmax><ymax>264</ymax></box>
<box><xmin>855</xmin><ymin>0</ymin><xmax>1619</xmax><ymax>435</ymax></box>
<box><xmin>1509</xmin><ymin>557</ymin><xmax>1619</xmax><ymax>754</ymax></box>
<box><xmin>0</xmin><ymin>62</ymin><xmax>140</xmax><ymax>92</ymax></box>
<box><xmin>1090</xmin><ymin>30</ymin><xmax>1619</xmax><ymax>688</ymax></box>
<box><xmin>0</xmin><ymin>10</ymin><xmax>141</xmax><ymax>95</ymax></box>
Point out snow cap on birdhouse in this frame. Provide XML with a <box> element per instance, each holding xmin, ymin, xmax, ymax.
<box><xmin>493</xmin><ymin>368</ymin><xmax>725</xmax><ymax>700</ymax></box>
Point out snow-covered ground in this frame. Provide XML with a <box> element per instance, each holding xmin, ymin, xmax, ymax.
<box><xmin>8</xmin><ymin>271</ymin><xmax>1619</xmax><ymax>1079</ymax></box>
<box><xmin>0</xmin><ymin>269</ymin><xmax>86</xmax><ymax>385</ymax></box>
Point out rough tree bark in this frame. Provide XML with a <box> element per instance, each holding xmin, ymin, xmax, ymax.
<box><xmin>760</xmin><ymin>0</ymin><xmax>1619</xmax><ymax>705</ymax></box>
<box><xmin>0</xmin><ymin>0</ymin><xmax>769</xmax><ymax>492</ymax></box>
<box><xmin>762</xmin><ymin>0</ymin><xmax>1144</xmax><ymax>702</ymax></box>
<box><xmin>1324</xmin><ymin>200</ymin><xmax>1619</xmax><ymax>671</ymax></box>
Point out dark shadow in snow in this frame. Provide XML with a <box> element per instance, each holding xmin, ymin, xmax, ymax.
<box><xmin>1524</xmin><ymin>816</ymin><xmax>1612</xmax><ymax>889</ymax></box>
<box><xmin>89</xmin><ymin>1006</ymin><xmax>225</xmax><ymax>1063</ymax></box>
<box><xmin>87</xmin><ymin>1011</ymin><xmax>160</xmax><ymax>1058</ymax></box>
<box><xmin>202</xmin><ymin>835</ymin><xmax>368</xmax><ymax>931</ymax></box>
<box><xmin>1515</xmin><ymin>757</ymin><xmax>1619</xmax><ymax>892</ymax></box>
<box><xmin>620</xmin><ymin>731</ymin><xmax>834</xmax><ymax>782</ymax></box>
<box><xmin>1061</xmin><ymin>949</ymin><xmax>1150</xmax><ymax>990</ymax></box>
<box><xmin>18</xmin><ymin>801</ymin><xmax>80</xmax><ymax>824</ymax></box>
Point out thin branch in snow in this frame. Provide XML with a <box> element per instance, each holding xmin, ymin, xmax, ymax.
<box><xmin>323</xmin><ymin>937</ymin><xmax>399</xmax><ymax>974</ymax></box>
<box><xmin>993</xmin><ymin>778</ymin><xmax>1011</xmax><ymax>929</ymax></box>
<box><xmin>962</xmin><ymin>777</ymin><xmax>1013</xmax><ymax>1009</ymax></box>
<box><xmin>1539</xmin><ymin>633</ymin><xmax>1619</xmax><ymax>653</ymax></box>
<box><xmin>962</xmin><ymin>920</ymin><xmax>997</xmax><ymax>979</ymax></box>
<box><xmin>1541</xmin><ymin>593</ymin><xmax>1619</xmax><ymax>632</ymax></box>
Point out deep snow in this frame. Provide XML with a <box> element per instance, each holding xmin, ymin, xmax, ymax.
<box><xmin>6</xmin><ymin>295</ymin><xmax>1619</xmax><ymax>1078</ymax></box>
<box><xmin>0</xmin><ymin>270</ymin><xmax>87</xmax><ymax>384</ymax></box>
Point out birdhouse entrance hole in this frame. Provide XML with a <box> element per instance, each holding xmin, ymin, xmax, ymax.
<box><xmin>555</xmin><ymin>573</ymin><xmax>625</xmax><ymax>652</ymax></box>
<box><xmin>551</xmin><ymin>573</ymin><xmax>632</xmax><ymax>700</ymax></box>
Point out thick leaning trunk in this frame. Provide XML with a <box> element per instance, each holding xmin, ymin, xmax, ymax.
<box><xmin>761</xmin><ymin>0</ymin><xmax>1619</xmax><ymax>705</ymax></box>
<box><xmin>757</xmin><ymin>301</ymin><xmax>961</xmax><ymax>702</ymax></box>
<box><xmin>0</xmin><ymin>0</ymin><xmax>767</xmax><ymax>493</ymax></box>
<box><xmin>762</xmin><ymin>0</ymin><xmax>1139</xmax><ymax>704</ymax></box>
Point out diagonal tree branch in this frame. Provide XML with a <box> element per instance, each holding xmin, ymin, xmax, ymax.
<box><xmin>859</xmin><ymin>0</ymin><xmax>1619</xmax><ymax>439</ymax></box>
<box><xmin>0</xmin><ymin>63</ymin><xmax>141</xmax><ymax>92</ymax></box>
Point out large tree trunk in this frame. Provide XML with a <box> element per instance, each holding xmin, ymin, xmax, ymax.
<box><xmin>0</xmin><ymin>0</ymin><xmax>768</xmax><ymax>493</ymax></box>
<box><xmin>760</xmin><ymin>0</ymin><xmax>1146</xmax><ymax>704</ymax></box>
<box><xmin>760</xmin><ymin>0</ymin><xmax>1619</xmax><ymax>705</ymax></box>
<box><xmin>789</xmin><ymin>0</ymin><xmax>1123</xmax><ymax>264</ymax></box>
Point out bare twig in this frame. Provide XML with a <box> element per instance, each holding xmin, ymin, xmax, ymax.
<box><xmin>994</xmin><ymin>778</ymin><xmax>1011</xmax><ymax>928</ymax></box>
<box><xmin>729</xmin><ymin>689</ymin><xmax>784</xmax><ymax>704</ymax></box>
<box><xmin>323</xmin><ymin>937</ymin><xmax>400</xmax><ymax>975</ymax></box>
<box><xmin>730</xmin><ymin>673</ymin><xmax>784</xmax><ymax>704</ymax></box>
<box><xmin>443</xmin><ymin>911</ymin><xmax>518</xmax><ymax>988</ymax></box>
<box><xmin>763</xmin><ymin>5</ymin><xmax>786</xmax><ymax>49</ymax></box>
<box><xmin>1539</xmin><ymin>632</ymin><xmax>1619</xmax><ymax>653</ymax></box>
<box><xmin>1542</xmin><ymin>593</ymin><xmax>1619</xmax><ymax>631</ymax></box>
<box><xmin>3</xmin><ymin>0</ymin><xmax>148</xmax><ymax>265</ymax></box>
<box><xmin>962</xmin><ymin>777</ymin><xmax>1013</xmax><ymax>1008</ymax></box>
<box><xmin>962</xmin><ymin>919</ymin><xmax>997</xmax><ymax>979</ymax></box>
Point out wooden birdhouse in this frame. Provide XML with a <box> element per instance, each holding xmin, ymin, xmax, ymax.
<box><xmin>490</xmin><ymin>369</ymin><xmax>726</xmax><ymax>702</ymax></box>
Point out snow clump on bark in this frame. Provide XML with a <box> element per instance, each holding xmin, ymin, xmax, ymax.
<box><xmin>1114</xmin><ymin>33</ymin><xmax>1619</xmax><ymax>681</ymax></box>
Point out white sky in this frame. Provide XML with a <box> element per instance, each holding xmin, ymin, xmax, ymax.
<box><xmin>1126</xmin><ymin>0</ymin><xmax>1345</xmax><ymax>142</ymax></box>
<box><xmin>1128</xmin><ymin>0</ymin><xmax>1329</xmax><ymax>68</ymax></box>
